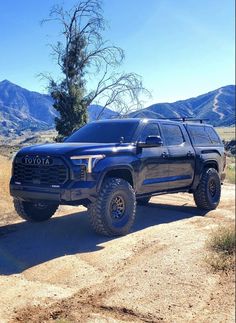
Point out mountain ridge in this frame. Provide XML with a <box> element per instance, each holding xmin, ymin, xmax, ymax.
<box><xmin>129</xmin><ymin>85</ymin><xmax>235</xmax><ymax>126</ymax></box>
<box><xmin>0</xmin><ymin>80</ymin><xmax>235</xmax><ymax>137</ymax></box>
<box><xmin>0</xmin><ymin>80</ymin><xmax>118</xmax><ymax>136</ymax></box>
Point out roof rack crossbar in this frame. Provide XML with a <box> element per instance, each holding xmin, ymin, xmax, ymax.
<box><xmin>156</xmin><ymin>117</ymin><xmax>209</xmax><ymax>123</ymax></box>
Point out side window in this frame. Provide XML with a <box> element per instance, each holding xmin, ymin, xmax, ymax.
<box><xmin>161</xmin><ymin>124</ymin><xmax>185</xmax><ymax>146</ymax></box>
<box><xmin>187</xmin><ymin>125</ymin><xmax>212</xmax><ymax>145</ymax></box>
<box><xmin>140</xmin><ymin>123</ymin><xmax>160</xmax><ymax>142</ymax></box>
<box><xmin>206</xmin><ymin>127</ymin><xmax>221</xmax><ymax>144</ymax></box>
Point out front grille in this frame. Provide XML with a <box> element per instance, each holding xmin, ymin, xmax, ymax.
<box><xmin>13</xmin><ymin>157</ymin><xmax>68</xmax><ymax>186</ymax></box>
<box><xmin>72</xmin><ymin>165</ymin><xmax>87</xmax><ymax>181</ymax></box>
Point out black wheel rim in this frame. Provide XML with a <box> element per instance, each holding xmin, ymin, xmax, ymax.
<box><xmin>209</xmin><ymin>179</ymin><xmax>217</xmax><ymax>197</ymax></box>
<box><xmin>110</xmin><ymin>195</ymin><xmax>125</xmax><ymax>220</ymax></box>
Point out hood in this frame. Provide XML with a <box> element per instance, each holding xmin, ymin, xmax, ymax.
<box><xmin>17</xmin><ymin>142</ymin><xmax>136</xmax><ymax>157</ymax></box>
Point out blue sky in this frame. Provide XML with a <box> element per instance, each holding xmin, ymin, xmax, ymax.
<box><xmin>0</xmin><ymin>0</ymin><xmax>234</xmax><ymax>105</ymax></box>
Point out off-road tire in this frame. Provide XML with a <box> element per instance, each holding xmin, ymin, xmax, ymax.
<box><xmin>88</xmin><ymin>178</ymin><xmax>136</xmax><ymax>236</ymax></box>
<box><xmin>193</xmin><ymin>168</ymin><xmax>221</xmax><ymax>210</ymax></box>
<box><xmin>14</xmin><ymin>198</ymin><xmax>58</xmax><ymax>222</ymax></box>
<box><xmin>137</xmin><ymin>196</ymin><xmax>151</xmax><ymax>206</ymax></box>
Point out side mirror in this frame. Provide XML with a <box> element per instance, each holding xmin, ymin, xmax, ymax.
<box><xmin>137</xmin><ymin>135</ymin><xmax>163</xmax><ymax>148</ymax></box>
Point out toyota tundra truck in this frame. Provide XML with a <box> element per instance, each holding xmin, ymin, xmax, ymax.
<box><xmin>10</xmin><ymin>118</ymin><xmax>226</xmax><ymax>236</ymax></box>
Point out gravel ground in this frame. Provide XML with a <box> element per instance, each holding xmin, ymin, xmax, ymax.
<box><xmin>0</xmin><ymin>184</ymin><xmax>235</xmax><ymax>323</ymax></box>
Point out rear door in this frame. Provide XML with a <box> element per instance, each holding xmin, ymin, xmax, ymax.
<box><xmin>137</xmin><ymin>122</ymin><xmax>169</xmax><ymax>194</ymax></box>
<box><xmin>160</xmin><ymin>123</ymin><xmax>195</xmax><ymax>189</ymax></box>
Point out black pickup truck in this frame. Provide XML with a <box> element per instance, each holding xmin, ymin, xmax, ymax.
<box><xmin>10</xmin><ymin>118</ymin><xmax>226</xmax><ymax>236</ymax></box>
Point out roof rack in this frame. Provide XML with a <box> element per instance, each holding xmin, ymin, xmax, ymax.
<box><xmin>157</xmin><ymin>117</ymin><xmax>209</xmax><ymax>124</ymax></box>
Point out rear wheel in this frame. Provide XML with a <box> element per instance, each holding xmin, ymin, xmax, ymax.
<box><xmin>193</xmin><ymin>168</ymin><xmax>221</xmax><ymax>210</ymax></box>
<box><xmin>14</xmin><ymin>198</ymin><xmax>58</xmax><ymax>222</ymax></box>
<box><xmin>137</xmin><ymin>196</ymin><xmax>151</xmax><ymax>206</ymax></box>
<box><xmin>88</xmin><ymin>178</ymin><xmax>136</xmax><ymax>236</ymax></box>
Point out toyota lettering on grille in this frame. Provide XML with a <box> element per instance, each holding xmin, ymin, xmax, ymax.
<box><xmin>22</xmin><ymin>156</ymin><xmax>53</xmax><ymax>166</ymax></box>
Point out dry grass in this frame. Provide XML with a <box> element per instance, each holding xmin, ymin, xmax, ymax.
<box><xmin>226</xmin><ymin>157</ymin><xmax>235</xmax><ymax>184</ymax></box>
<box><xmin>226</xmin><ymin>164</ymin><xmax>235</xmax><ymax>184</ymax></box>
<box><xmin>216</xmin><ymin>127</ymin><xmax>235</xmax><ymax>141</ymax></box>
<box><xmin>0</xmin><ymin>129</ymin><xmax>56</xmax><ymax>146</ymax></box>
<box><xmin>0</xmin><ymin>155</ymin><xmax>14</xmax><ymax>215</ymax></box>
<box><xmin>206</xmin><ymin>224</ymin><xmax>235</xmax><ymax>271</ymax></box>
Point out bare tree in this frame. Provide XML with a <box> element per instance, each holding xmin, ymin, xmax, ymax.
<box><xmin>42</xmin><ymin>0</ymin><xmax>149</xmax><ymax>139</ymax></box>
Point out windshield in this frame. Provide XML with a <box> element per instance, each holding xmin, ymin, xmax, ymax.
<box><xmin>65</xmin><ymin>121</ymin><xmax>139</xmax><ymax>143</ymax></box>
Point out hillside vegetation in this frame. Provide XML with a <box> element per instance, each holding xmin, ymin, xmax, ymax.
<box><xmin>130</xmin><ymin>85</ymin><xmax>235</xmax><ymax>127</ymax></box>
<box><xmin>0</xmin><ymin>80</ymin><xmax>235</xmax><ymax>138</ymax></box>
<box><xmin>0</xmin><ymin>80</ymin><xmax>117</xmax><ymax>137</ymax></box>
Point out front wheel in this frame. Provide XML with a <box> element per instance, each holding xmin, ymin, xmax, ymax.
<box><xmin>14</xmin><ymin>199</ymin><xmax>58</xmax><ymax>222</ymax></box>
<box><xmin>193</xmin><ymin>168</ymin><xmax>221</xmax><ymax>210</ymax></box>
<box><xmin>88</xmin><ymin>178</ymin><xmax>136</xmax><ymax>236</ymax></box>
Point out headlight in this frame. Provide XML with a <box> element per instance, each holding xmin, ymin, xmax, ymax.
<box><xmin>70</xmin><ymin>155</ymin><xmax>105</xmax><ymax>173</ymax></box>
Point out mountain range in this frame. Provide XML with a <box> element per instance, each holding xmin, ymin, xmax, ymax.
<box><xmin>0</xmin><ymin>80</ymin><xmax>118</xmax><ymax>137</ymax></box>
<box><xmin>0</xmin><ymin>80</ymin><xmax>235</xmax><ymax>137</ymax></box>
<box><xmin>130</xmin><ymin>85</ymin><xmax>235</xmax><ymax>126</ymax></box>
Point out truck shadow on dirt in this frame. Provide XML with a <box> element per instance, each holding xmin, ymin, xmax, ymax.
<box><xmin>0</xmin><ymin>203</ymin><xmax>207</xmax><ymax>275</ymax></box>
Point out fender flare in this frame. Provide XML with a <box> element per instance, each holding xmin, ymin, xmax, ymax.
<box><xmin>96</xmin><ymin>165</ymin><xmax>135</xmax><ymax>193</ymax></box>
<box><xmin>192</xmin><ymin>159</ymin><xmax>220</xmax><ymax>190</ymax></box>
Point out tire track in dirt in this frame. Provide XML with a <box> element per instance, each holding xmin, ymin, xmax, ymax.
<box><xmin>9</xmin><ymin>227</ymin><xmax>169</xmax><ymax>322</ymax></box>
<box><xmin>2</xmin><ymin>185</ymin><xmax>235</xmax><ymax>323</ymax></box>
<box><xmin>12</xmin><ymin>287</ymin><xmax>163</xmax><ymax>323</ymax></box>
<box><xmin>9</xmin><ymin>221</ymin><xmax>168</xmax><ymax>322</ymax></box>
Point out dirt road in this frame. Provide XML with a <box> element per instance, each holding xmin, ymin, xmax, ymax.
<box><xmin>0</xmin><ymin>184</ymin><xmax>235</xmax><ymax>322</ymax></box>
<box><xmin>213</xmin><ymin>88</ymin><xmax>224</xmax><ymax>120</ymax></box>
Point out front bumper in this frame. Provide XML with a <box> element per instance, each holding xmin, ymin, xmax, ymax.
<box><xmin>10</xmin><ymin>179</ymin><xmax>97</xmax><ymax>204</ymax></box>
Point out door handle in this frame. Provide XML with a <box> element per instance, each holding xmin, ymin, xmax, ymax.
<box><xmin>187</xmin><ymin>151</ymin><xmax>194</xmax><ymax>157</ymax></box>
<box><xmin>162</xmin><ymin>152</ymin><xmax>168</xmax><ymax>158</ymax></box>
